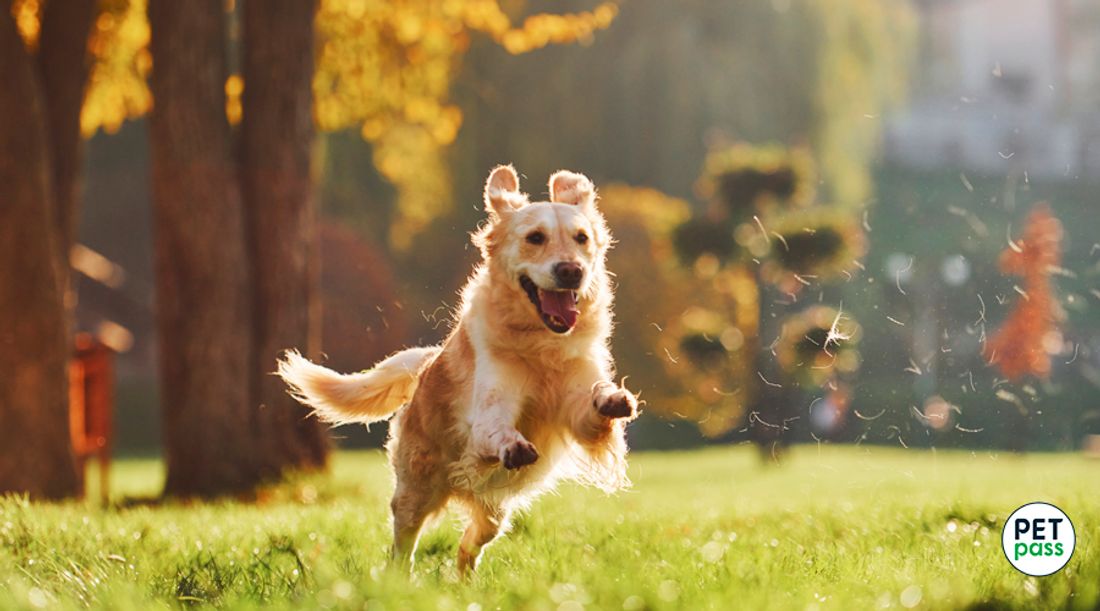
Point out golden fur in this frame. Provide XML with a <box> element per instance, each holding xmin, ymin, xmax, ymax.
<box><xmin>277</xmin><ymin>165</ymin><xmax>637</xmax><ymax>574</ymax></box>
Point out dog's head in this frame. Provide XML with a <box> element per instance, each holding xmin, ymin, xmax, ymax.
<box><xmin>475</xmin><ymin>165</ymin><xmax>611</xmax><ymax>335</ymax></box>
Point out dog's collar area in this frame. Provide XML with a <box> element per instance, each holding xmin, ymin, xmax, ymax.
<box><xmin>519</xmin><ymin>275</ymin><xmax>578</xmax><ymax>334</ymax></box>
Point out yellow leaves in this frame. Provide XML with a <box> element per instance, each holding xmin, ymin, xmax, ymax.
<box><xmin>224</xmin><ymin>74</ymin><xmax>244</xmax><ymax>125</ymax></box>
<box><xmin>369</xmin><ymin>125</ymin><xmax>451</xmax><ymax>250</ymax></box>
<box><xmin>17</xmin><ymin>0</ymin><xmax>618</xmax><ymax>248</ymax></box>
<box><xmin>599</xmin><ymin>185</ymin><xmax>752</xmax><ymax>437</ymax></box>
<box><xmin>697</xmin><ymin>143</ymin><xmax>817</xmax><ymax>214</ymax></box>
<box><xmin>598</xmin><ymin>185</ymin><xmax>689</xmax><ymax>237</ymax></box>
<box><xmin>402</xmin><ymin>97</ymin><xmax>438</xmax><ymax>124</ymax></box>
<box><xmin>315</xmin><ymin>0</ymin><xmax>469</xmax><ymax>135</ymax></box>
<box><xmin>81</xmin><ymin>0</ymin><xmax>152</xmax><ymax>136</ymax></box>
<box><xmin>9</xmin><ymin>0</ymin><xmax>150</xmax><ymax>135</ymax></box>
<box><xmin>11</xmin><ymin>0</ymin><xmax>41</xmax><ymax>49</ymax></box>
<box><xmin>393</xmin><ymin>11</ymin><xmax>423</xmax><ymax>43</ymax></box>
<box><xmin>451</xmin><ymin>0</ymin><xmax>508</xmax><ymax>34</ymax></box>
<box><xmin>316</xmin><ymin>0</ymin><xmax>618</xmax><ymax>248</ymax></box>
<box><xmin>503</xmin><ymin>5</ymin><xmax>617</xmax><ymax>54</ymax></box>
<box><xmin>342</xmin><ymin>0</ymin><xmax>369</xmax><ymax>19</ymax></box>
<box><xmin>456</xmin><ymin>0</ymin><xmax>617</xmax><ymax>54</ymax></box>
<box><xmin>656</xmin><ymin>265</ymin><xmax>757</xmax><ymax>437</ymax></box>
<box><xmin>224</xmin><ymin>74</ymin><xmax>244</xmax><ymax>99</ymax></box>
<box><xmin>431</xmin><ymin>105</ymin><xmax>462</xmax><ymax>145</ymax></box>
<box><xmin>360</xmin><ymin>119</ymin><xmax>384</xmax><ymax>141</ymax></box>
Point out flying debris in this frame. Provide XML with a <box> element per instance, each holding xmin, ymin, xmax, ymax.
<box><xmin>757</xmin><ymin>372</ymin><xmax>782</xmax><ymax>388</ymax></box>
<box><xmin>959</xmin><ymin>173</ymin><xmax>974</xmax><ymax>192</ymax></box>
<box><xmin>896</xmin><ymin>256</ymin><xmax>913</xmax><ymax>295</ymax></box>
<box><xmin>822</xmin><ymin>307</ymin><xmax>852</xmax><ymax>355</ymax></box>
<box><xmin>1065</xmin><ymin>344</ymin><xmax>1079</xmax><ymax>365</ymax></box>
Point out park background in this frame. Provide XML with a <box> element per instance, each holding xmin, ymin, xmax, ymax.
<box><xmin>2</xmin><ymin>0</ymin><xmax>1100</xmax><ymax>608</ymax></box>
<box><xmin>29</xmin><ymin>0</ymin><xmax>1099</xmax><ymax>466</ymax></box>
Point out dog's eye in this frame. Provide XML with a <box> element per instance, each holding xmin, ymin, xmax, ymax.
<box><xmin>575</xmin><ymin>232</ymin><xmax>589</xmax><ymax>245</ymax></box>
<box><xmin>526</xmin><ymin>231</ymin><xmax>546</xmax><ymax>245</ymax></box>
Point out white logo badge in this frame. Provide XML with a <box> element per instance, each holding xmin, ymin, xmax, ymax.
<box><xmin>1002</xmin><ymin>502</ymin><xmax>1075</xmax><ymax>576</ymax></box>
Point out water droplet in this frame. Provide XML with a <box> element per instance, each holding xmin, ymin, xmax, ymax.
<box><xmin>900</xmin><ymin>585</ymin><xmax>922</xmax><ymax>608</ymax></box>
<box><xmin>701</xmin><ymin>541</ymin><xmax>724</xmax><ymax>563</ymax></box>
<box><xmin>658</xmin><ymin>580</ymin><xmax>679</xmax><ymax>602</ymax></box>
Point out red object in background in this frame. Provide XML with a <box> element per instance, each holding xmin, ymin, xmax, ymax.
<box><xmin>69</xmin><ymin>334</ymin><xmax>114</xmax><ymax>504</ymax></box>
<box><xmin>984</xmin><ymin>203</ymin><xmax>1064</xmax><ymax>382</ymax></box>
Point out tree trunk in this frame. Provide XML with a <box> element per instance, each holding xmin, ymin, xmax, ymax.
<box><xmin>748</xmin><ymin>277</ymin><xmax>790</xmax><ymax>463</ymax></box>
<box><xmin>242</xmin><ymin>0</ymin><xmax>329</xmax><ymax>473</ymax></box>
<box><xmin>37</xmin><ymin>0</ymin><xmax>97</xmax><ymax>261</ymax></box>
<box><xmin>36</xmin><ymin>1</ymin><xmax>98</xmax><ymax>495</ymax></box>
<box><xmin>0</xmin><ymin>12</ymin><xmax>80</xmax><ymax>499</ymax></box>
<box><xmin>149</xmin><ymin>0</ymin><xmax>260</xmax><ymax>497</ymax></box>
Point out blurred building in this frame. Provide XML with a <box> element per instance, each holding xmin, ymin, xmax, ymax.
<box><xmin>885</xmin><ymin>0</ymin><xmax>1100</xmax><ymax>178</ymax></box>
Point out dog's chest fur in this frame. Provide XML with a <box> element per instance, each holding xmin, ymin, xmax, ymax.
<box><xmin>443</xmin><ymin>336</ymin><xmax>598</xmax><ymax>505</ymax></box>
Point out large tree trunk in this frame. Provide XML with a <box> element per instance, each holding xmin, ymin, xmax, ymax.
<box><xmin>37</xmin><ymin>0</ymin><xmax>97</xmax><ymax>261</ymax></box>
<box><xmin>0</xmin><ymin>12</ymin><xmax>80</xmax><ymax>500</ymax></box>
<box><xmin>36</xmin><ymin>2</ymin><xmax>98</xmax><ymax>495</ymax></box>
<box><xmin>242</xmin><ymin>0</ymin><xmax>329</xmax><ymax>474</ymax></box>
<box><xmin>149</xmin><ymin>0</ymin><xmax>260</xmax><ymax>497</ymax></box>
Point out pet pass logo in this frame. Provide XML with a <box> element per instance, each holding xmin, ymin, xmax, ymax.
<box><xmin>1001</xmin><ymin>502</ymin><xmax>1076</xmax><ymax>576</ymax></box>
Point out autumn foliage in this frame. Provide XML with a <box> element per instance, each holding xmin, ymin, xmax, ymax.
<box><xmin>984</xmin><ymin>203</ymin><xmax>1064</xmax><ymax>382</ymax></box>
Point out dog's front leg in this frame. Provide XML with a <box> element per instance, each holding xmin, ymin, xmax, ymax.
<box><xmin>593</xmin><ymin>380</ymin><xmax>639</xmax><ymax>419</ymax></box>
<box><xmin>469</xmin><ymin>361</ymin><xmax>538</xmax><ymax>469</ymax></box>
<box><xmin>567</xmin><ymin>358</ymin><xmax>639</xmax><ymax>446</ymax></box>
<box><xmin>563</xmin><ymin>360</ymin><xmax>637</xmax><ymax>489</ymax></box>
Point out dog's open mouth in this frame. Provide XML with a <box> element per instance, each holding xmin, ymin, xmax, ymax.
<box><xmin>520</xmin><ymin>275</ymin><xmax>579</xmax><ymax>334</ymax></box>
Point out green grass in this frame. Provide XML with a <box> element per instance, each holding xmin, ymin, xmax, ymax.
<box><xmin>1</xmin><ymin>446</ymin><xmax>1097</xmax><ymax>610</ymax></box>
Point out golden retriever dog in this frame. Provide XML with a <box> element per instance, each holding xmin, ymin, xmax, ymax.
<box><xmin>277</xmin><ymin>165</ymin><xmax>638</xmax><ymax>574</ymax></box>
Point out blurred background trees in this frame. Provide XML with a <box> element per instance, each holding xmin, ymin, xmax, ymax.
<box><xmin>0</xmin><ymin>0</ymin><xmax>623</xmax><ymax>498</ymax></box>
<box><xmin>632</xmin><ymin>143</ymin><xmax>867</xmax><ymax>459</ymax></box>
<box><xmin>3</xmin><ymin>0</ymin><xmax>1099</xmax><ymax>498</ymax></box>
<box><xmin>313</xmin><ymin>0</ymin><xmax>617</xmax><ymax>248</ymax></box>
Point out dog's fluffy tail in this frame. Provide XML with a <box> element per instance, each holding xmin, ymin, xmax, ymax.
<box><xmin>276</xmin><ymin>347</ymin><xmax>441</xmax><ymax>425</ymax></box>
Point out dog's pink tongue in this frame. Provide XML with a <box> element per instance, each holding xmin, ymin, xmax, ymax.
<box><xmin>539</xmin><ymin>290</ymin><xmax>579</xmax><ymax>328</ymax></box>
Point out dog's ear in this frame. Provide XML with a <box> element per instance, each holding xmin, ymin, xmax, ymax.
<box><xmin>549</xmin><ymin>170</ymin><xmax>596</xmax><ymax>209</ymax></box>
<box><xmin>484</xmin><ymin>164</ymin><xmax>526</xmax><ymax>219</ymax></box>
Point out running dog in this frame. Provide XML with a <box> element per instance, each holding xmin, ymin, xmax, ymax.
<box><xmin>277</xmin><ymin>165</ymin><xmax>637</xmax><ymax>574</ymax></box>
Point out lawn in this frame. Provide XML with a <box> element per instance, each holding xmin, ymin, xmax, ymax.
<box><xmin>1</xmin><ymin>446</ymin><xmax>1097</xmax><ymax>610</ymax></box>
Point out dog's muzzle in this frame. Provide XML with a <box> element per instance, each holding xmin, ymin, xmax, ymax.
<box><xmin>520</xmin><ymin>275</ymin><xmax>580</xmax><ymax>334</ymax></box>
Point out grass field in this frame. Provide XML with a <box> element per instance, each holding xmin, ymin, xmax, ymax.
<box><xmin>1</xmin><ymin>446</ymin><xmax>1097</xmax><ymax>610</ymax></box>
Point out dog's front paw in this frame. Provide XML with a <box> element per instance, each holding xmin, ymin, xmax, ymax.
<box><xmin>596</xmin><ymin>386</ymin><xmax>638</xmax><ymax>420</ymax></box>
<box><xmin>501</xmin><ymin>439</ymin><xmax>539</xmax><ymax>470</ymax></box>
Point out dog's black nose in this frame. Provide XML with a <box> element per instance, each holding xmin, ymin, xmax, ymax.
<box><xmin>554</xmin><ymin>262</ymin><xmax>584</xmax><ymax>289</ymax></box>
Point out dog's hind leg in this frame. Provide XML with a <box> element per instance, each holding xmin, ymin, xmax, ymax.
<box><xmin>390</xmin><ymin>479</ymin><xmax>447</xmax><ymax>570</ymax></box>
<box><xmin>456</xmin><ymin>502</ymin><xmax>508</xmax><ymax>576</ymax></box>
